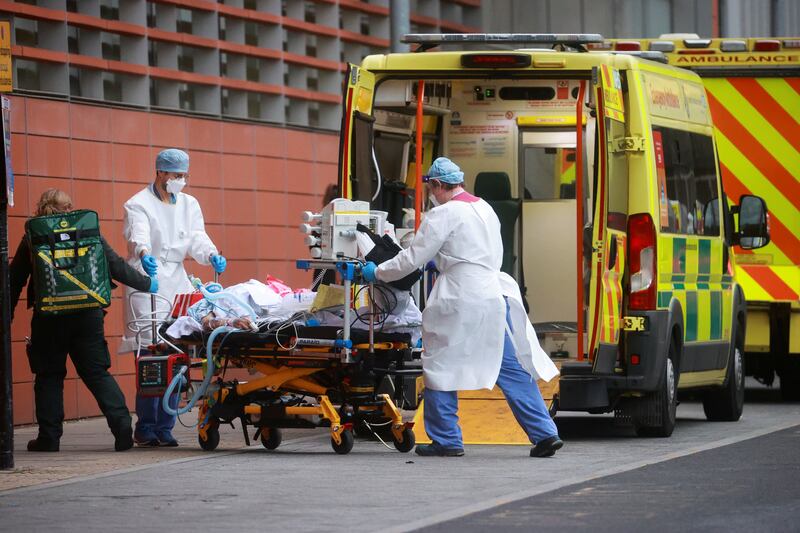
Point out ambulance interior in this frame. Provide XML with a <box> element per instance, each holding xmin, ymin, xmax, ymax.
<box><xmin>366</xmin><ymin>77</ymin><xmax>597</xmax><ymax>361</ymax></box>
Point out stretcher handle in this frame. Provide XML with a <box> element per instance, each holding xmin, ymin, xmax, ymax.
<box><xmin>150</xmin><ymin>293</ymin><xmax>157</xmax><ymax>345</ymax></box>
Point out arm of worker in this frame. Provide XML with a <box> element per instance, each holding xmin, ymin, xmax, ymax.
<box><xmin>123</xmin><ymin>201</ymin><xmax>152</xmax><ymax>259</ymax></box>
<box><xmin>186</xmin><ymin>197</ymin><xmax>218</xmax><ymax>266</ymax></box>
<box><xmin>376</xmin><ymin>208</ymin><xmax>448</xmax><ymax>283</ymax></box>
<box><xmin>9</xmin><ymin>236</ymin><xmax>32</xmax><ymax>320</ymax></box>
<box><xmin>101</xmin><ymin>237</ymin><xmax>154</xmax><ymax>292</ymax></box>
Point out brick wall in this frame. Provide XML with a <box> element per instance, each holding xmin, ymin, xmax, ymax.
<box><xmin>7</xmin><ymin>94</ymin><xmax>338</xmax><ymax>425</ymax></box>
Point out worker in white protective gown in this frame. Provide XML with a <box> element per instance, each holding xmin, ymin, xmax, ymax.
<box><xmin>120</xmin><ymin>148</ymin><xmax>226</xmax><ymax>447</ymax></box>
<box><xmin>362</xmin><ymin>157</ymin><xmax>562</xmax><ymax>457</ymax></box>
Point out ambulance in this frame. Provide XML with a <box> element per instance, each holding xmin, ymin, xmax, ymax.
<box><xmin>337</xmin><ymin>34</ymin><xmax>770</xmax><ymax>437</ymax></box>
<box><xmin>602</xmin><ymin>36</ymin><xmax>800</xmax><ymax>400</ymax></box>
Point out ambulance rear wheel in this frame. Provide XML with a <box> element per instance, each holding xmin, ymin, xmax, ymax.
<box><xmin>703</xmin><ymin>322</ymin><xmax>745</xmax><ymax>421</ymax></box>
<box><xmin>199</xmin><ymin>427</ymin><xmax>220</xmax><ymax>451</ymax></box>
<box><xmin>331</xmin><ymin>430</ymin><xmax>354</xmax><ymax>455</ymax></box>
<box><xmin>635</xmin><ymin>341</ymin><xmax>677</xmax><ymax>438</ymax></box>
<box><xmin>392</xmin><ymin>428</ymin><xmax>415</xmax><ymax>453</ymax></box>
<box><xmin>260</xmin><ymin>428</ymin><xmax>282</xmax><ymax>450</ymax></box>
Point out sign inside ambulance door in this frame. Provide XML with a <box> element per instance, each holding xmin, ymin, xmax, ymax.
<box><xmin>599</xmin><ymin>65</ymin><xmax>624</xmax><ymax>122</ymax></box>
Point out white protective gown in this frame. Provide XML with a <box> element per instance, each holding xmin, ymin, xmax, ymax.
<box><xmin>377</xmin><ymin>195</ymin><xmax>558</xmax><ymax>391</ymax></box>
<box><xmin>119</xmin><ymin>185</ymin><xmax>218</xmax><ymax>352</ymax></box>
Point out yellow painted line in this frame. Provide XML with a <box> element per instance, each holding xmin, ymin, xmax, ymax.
<box><xmin>37</xmin><ymin>251</ymin><xmax>108</xmax><ymax>306</ymax></box>
<box><xmin>705</xmin><ymin>79</ymin><xmax>800</xmax><ymax>175</ymax></box>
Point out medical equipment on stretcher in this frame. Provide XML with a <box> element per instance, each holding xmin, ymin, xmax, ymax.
<box><xmin>132</xmin><ymin>258</ymin><xmax>421</xmax><ymax>455</ymax></box>
<box><xmin>136</xmin><ymin>353</ymin><xmax>191</xmax><ymax>398</ymax></box>
<box><xmin>301</xmin><ymin>198</ymin><xmax>392</xmax><ymax>260</ymax></box>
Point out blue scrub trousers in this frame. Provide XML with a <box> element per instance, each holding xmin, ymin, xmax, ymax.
<box><xmin>424</xmin><ymin>299</ymin><xmax>560</xmax><ymax>449</ymax></box>
<box><xmin>134</xmin><ymin>349</ymin><xmax>179</xmax><ymax>441</ymax></box>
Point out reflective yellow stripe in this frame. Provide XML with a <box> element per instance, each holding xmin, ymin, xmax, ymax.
<box><xmin>757</xmin><ymin>78</ymin><xmax>800</xmax><ymax>120</ymax></box>
<box><xmin>37</xmin><ymin>251</ymin><xmax>108</xmax><ymax>306</ymax></box>
<box><xmin>41</xmin><ymin>294</ymin><xmax>89</xmax><ymax>303</ymax></box>
<box><xmin>39</xmin><ymin>302</ymin><xmax>102</xmax><ymax>312</ymax></box>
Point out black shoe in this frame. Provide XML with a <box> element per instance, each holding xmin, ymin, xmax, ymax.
<box><xmin>530</xmin><ymin>436</ymin><xmax>563</xmax><ymax>458</ymax></box>
<box><xmin>114</xmin><ymin>426</ymin><xmax>134</xmax><ymax>452</ymax></box>
<box><xmin>415</xmin><ymin>443</ymin><xmax>465</xmax><ymax>457</ymax></box>
<box><xmin>27</xmin><ymin>438</ymin><xmax>59</xmax><ymax>452</ymax></box>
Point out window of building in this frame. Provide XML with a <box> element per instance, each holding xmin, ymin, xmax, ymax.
<box><xmin>67</xmin><ymin>26</ymin><xmax>80</xmax><ymax>54</ymax></box>
<box><xmin>179</xmin><ymin>83</ymin><xmax>195</xmax><ymax>111</ymax></box>
<box><xmin>177</xmin><ymin>8</ymin><xmax>193</xmax><ymax>34</ymax></box>
<box><xmin>100</xmin><ymin>0</ymin><xmax>120</xmax><ymax>21</ymax></box>
<box><xmin>177</xmin><ymin>46</ymin><xmax>195</xmax><ymax>72</ymax></box>
<box><xmin>220</xmin><ymin>52</ymin><xmax>228</xmax><ymax>77</ymax></box>
<box><xmin>655</xmin><ymin>126</ymin><xmax>720</xmax><ymax>236</ymax></box>
<box><xmin>103</xmin><ymin>71</ymin><xmax>122</xmax><ymax>102</ymax></box>
<box><xmin>246</xmin><ymin>56</ymin><xmax>259</xmax><ymax>82</ymax></box>
<box><xmin>245</xmin><ymin>21</ymin><xmax>259</xmax><ymax>46</ymax></box>
<box><xmin>14</xmin><ymin>18</ymin><xmax>38</xmax><ymax>47</ymax></box>
<box><xmin>218</xmin><ymin>16</ymin><xmax>227</xmax><ymax>40</ymax></box>
<box><xmin>101</xmin><ymin>32</ymin><xmax>121</xmax><ymax>61</ymax></box>
<box><xmin>69</xmin><ymin>66</ymin><xmax>81</xmax><ymax>96</ymax></box>
<box><xmin>247</xmin><ymin>92</ymin><xmax>261</xmax><ymax>119</ymax></box>
<box><xmin>66</xmin><ymin>0</ymin><xmax>79</xmax><ymax>12</ymax></box>
<box><xmin>309</xmin><ymin>102</ymin><xmax>319</xmax><ymax>128</ymax></box>
<box><xmin>15</xmin><ymin>58</ymin><xmax>40</xmax><ymax>90</ymax></box>
<box><xmin>305</xmin><ymin>4</ymin><xmax>316</xmax><ymax>23</ymax></box>
<box><xmin>244</xmin><ymin>0</ymin><xmax>258</xmax><ymax>10</ymax></box>
<box><xmin>221</xmin><ymin>88</ymin><xmax>230</xmax><ymax>115</ymax></box>
<box><xmin>146</xmin><ymin>2</ymin><xmax>157</xmax><ymax>28</ymax></box>
<box><xmin>148</xmin><ymin>41</ymin><xmax>157</xmax><ymax>67</ymax></box>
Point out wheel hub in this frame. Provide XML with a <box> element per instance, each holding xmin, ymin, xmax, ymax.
<box><xmin>666</xmin><ymin>358</ymin><xmax>676</xmax><ymax>404</ymax></box>
<box><xmin>734</xmin><ymin>347</ymin><xmax>743</xmax><ymax>388</ymax></box>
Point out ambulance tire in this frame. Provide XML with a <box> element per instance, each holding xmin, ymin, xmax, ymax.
<box><xmin>634</xmin><ymin>341</ymin><xmax>678</xmax><ymax>438</ymax></box>
<box><xmin>199</xmin><ymin>427</ymin><xmax>220</xmax><ymax>451</ymax></box>
<box><xmin>331</xmin><ymin>430</ymin><xmax>355</xmax><ymax>455</ymax></box>
<box><xmin>260</xmin><ymin>428</ymin><xmax>282</xmax><ymax>450</ymax></box>
<box><xmin>703</xmin><ymin>323</ymin><xmax>745</xmax><ymax>421</ymax></box>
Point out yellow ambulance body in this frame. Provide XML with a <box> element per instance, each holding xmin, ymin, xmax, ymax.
<box><xmin>605</xmin><ymin>36</ymin><xmax>800</xmax><ymax>399</ymax></box>
<box><xmin>338</xmin><ymin>34</ymin><xmax>769</xmax><ymax>438</ymax></box>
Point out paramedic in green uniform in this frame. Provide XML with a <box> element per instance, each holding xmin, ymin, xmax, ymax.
<box><xmin>9</xmin><ymin>189</ymin><xmax>158</xmax><ymax>452</ymax></box>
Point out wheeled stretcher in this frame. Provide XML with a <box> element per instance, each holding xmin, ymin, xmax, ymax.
<box><xmin>144</xmin><ymin>260</ymin><xmax>423</xmax><ymax>455</ymax></box>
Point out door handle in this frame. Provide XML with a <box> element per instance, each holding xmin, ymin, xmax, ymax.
<box><xmin>607</xmin><ymin>235</ymin><xmax>617</xmax><ymax>270</ymax></box>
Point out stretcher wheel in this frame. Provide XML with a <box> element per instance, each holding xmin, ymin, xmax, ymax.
<box><xmin>331</xmin><ymin>430</ymin><xmax>354</xmax><ymax>455</ymax></box>
<box><xmin>392</xmin><ymin>428</ymin><xmax>415</xmax><ymax>453</ymax></box>
<box><xmin>260</xmin><ymin>428</ymin><xmax>282</xmax><ymax>450</ymax></box>
<box><xmin>199</xmin><ymin>427</ymin><xmax>220</xmax><ymax>451</ymax></box>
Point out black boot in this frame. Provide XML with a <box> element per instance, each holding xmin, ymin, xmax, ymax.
<box><xmin>113</xmin><ymin>425</ymin><xmax>134</xmax><ymax>452</ymax></box>
<box><xmin>530</xmin><ymin>436</ymin><xmax>563</xmax><ymax>458</ymax></box>
<box><xmin>27</xmin><ymin>437</ymin><xmax>60</xmax><ymax>452</ymax></box>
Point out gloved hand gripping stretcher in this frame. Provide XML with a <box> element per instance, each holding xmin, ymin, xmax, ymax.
<box><xmin>132</xmin><ymin>262</ymin><xmax>422</xmax><ymax>455</ymax></box>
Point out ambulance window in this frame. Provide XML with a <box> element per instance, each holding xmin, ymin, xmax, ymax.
<box><xmin>654</xmin><ymin>127</ymin><xmax>720</xmax><ymax>236</ymax></box>
<box><xmin>521</xmin><ymin>130</ymin><xmax>578</xmax><ymax>200</ymax></box>
<box><xmin>690</xmin><ymin>134</ymin><xmax>720</xmax><ymax>237</ymax></box>
<box><xmin>350</xmin><ymin>111</ymin><xmax>378</xmax><ymax>202</ymax></box>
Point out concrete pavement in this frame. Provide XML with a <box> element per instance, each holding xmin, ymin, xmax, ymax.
<box><xmin>0</xmin><ymin>393</ymin><xmax>798</xmax><ymax>532</ymax></box>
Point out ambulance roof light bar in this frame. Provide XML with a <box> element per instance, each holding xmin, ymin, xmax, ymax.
<box><xmin>402</xmin><ymin>33</ymin><xmax>605</xmax><ymax>52</ymax></box>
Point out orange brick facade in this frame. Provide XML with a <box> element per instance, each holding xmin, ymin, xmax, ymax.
<box><xmin>7</xmin><ymin>94</ymin><xmax>337</xmax><ymax>425</ymax></box>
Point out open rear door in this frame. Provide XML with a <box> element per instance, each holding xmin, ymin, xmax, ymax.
<box><xmin>587</xmin><ymin>66</ymin><xmax>629</xmax><ymax>373</ymax></box>
<box><xmin>339</xmin><ymin>65</ymin><xmax>377</xmax><ymax>201</ymax></box>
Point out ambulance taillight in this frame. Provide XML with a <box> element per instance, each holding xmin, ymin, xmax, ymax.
<box><xmin>615</xmin><ymin>41</ymin><xmax>641</xmax><ymax>51</ymax></box>
<box><xmin>628</xmin><ymin>213</ymin><xmax>657</xmax><ymax>310</ymax></box>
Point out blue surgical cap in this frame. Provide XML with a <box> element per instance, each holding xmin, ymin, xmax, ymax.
<box><xmin>427</xmin><ymin>157</ymin><xmax>464</xmax><ymax>184</ymax></box>
<box><xmin>156</xmin><ymin>148</ymin><xmax>190</xmax><ymax>173</ymax></box>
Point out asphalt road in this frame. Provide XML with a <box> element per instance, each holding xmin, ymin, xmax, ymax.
<box><xmin>1</xmin><ymin>387</ymin><xmax>798</xmax><ymax>532</ymax></box>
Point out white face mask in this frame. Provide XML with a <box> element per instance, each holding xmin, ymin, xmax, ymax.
<box><xmin>166</xmin><ymin>177</ymin><xmax>186</xmax><ymax>195</ymax></box>
<box><xmin>428</xmin><ymin>193</ymin><xmax>440</xmax><ymax>207</ymax></box>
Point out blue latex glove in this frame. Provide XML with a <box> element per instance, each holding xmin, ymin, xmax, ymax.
<box><xmin>210</xmin><ymin>254</ymin><xmax>227</xmax><ymax>274</ymax></box>
<box><xmin>141</xmin><ymin>254</ymin><xmax>158</xmax><ymax>277</ymax></box>
<box><xmin>148</xmin><ymin>277</ymin><xmax>159</xmax><ymax>294</ymax></box>
<box><xmin>362</xmin><ymin>261</ymin><xmax>378</xmax><ymax>283</ymax></box>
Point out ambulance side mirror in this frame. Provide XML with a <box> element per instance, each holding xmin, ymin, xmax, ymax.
<box><xmin>732</xmin><ymin>195</ymin><xmax>770</xmax><ymax>250</ymax></box>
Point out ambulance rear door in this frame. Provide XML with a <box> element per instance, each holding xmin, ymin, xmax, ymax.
<box><xmin>587</xmin><ymin>65</ymin><xmax>629</xmax><ymax>372</ymax></box>
<box><xmin>339</xmin><ymin>65</ymin><xmax>378</xmax><ymax>201</ymax></box>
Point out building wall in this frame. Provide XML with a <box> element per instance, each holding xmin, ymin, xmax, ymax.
<box><xmin>7</xmin><ymin>94</ymin><xmax>338</xmax><ymax>425</ymax></box>
<box><xmin>485</xmin><ymin>0</ymin><xmax>800</xmax><ymax>38</ymax></box>
<box><xmin>2</xmin><ymin>0</ymin><xmax>482</xmax><ymax>424</ymax></box>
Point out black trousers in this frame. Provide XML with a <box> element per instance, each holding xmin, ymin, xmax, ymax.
<box><xmin>28</xmin><ymin>309</ymin><xmax>131</xmax><ymax>442</ymax></box>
